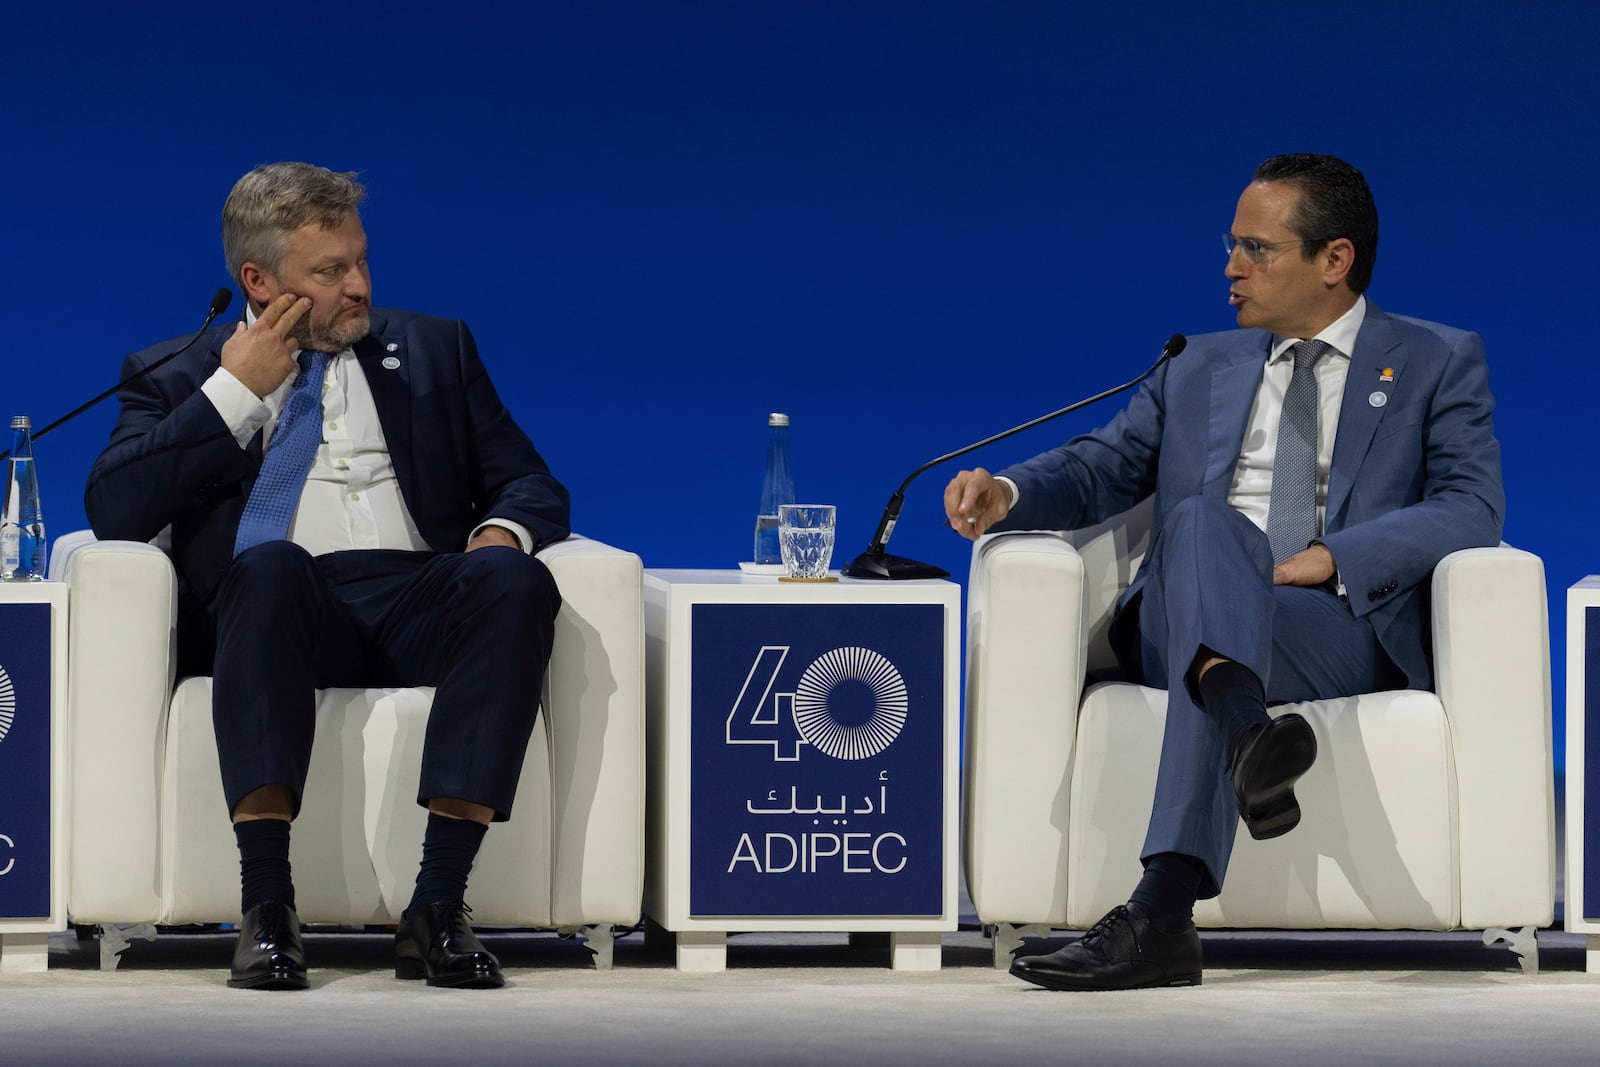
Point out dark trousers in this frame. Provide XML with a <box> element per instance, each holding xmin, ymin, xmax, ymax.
<box><xmin>1115</xmin><ymin>495</ymin><xmax>1403</xmax><ymax>897</ymax></box>
<box><xmin>205</xmin><ymin>541</ymin><xmax>561</xmax><ymax>821</ymax></box>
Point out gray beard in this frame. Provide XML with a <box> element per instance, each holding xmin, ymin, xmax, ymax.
<box><xmin>300</xmin><ymin>309</ymin><xmax>371</xmax><ymax>353</ymax></box>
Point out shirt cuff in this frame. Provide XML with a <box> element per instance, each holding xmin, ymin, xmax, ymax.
<box><xmin>201</xmin><ymin>366</ymin><xmax>271</xmax><ymax>449</ymax></box>
<box><xmin>996</xmin><ymin>476</ymin><xmax>1020</xmax><ymax>510</ymax></box>
<box><xmin>470</xmin><ymin>519</ymin><xmax>537</xmax><ymax>554</ymax></box>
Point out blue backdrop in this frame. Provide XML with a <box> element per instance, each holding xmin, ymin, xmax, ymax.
<box><xmin>4</xmin><ymin>1</ymin><xmax>1594</xmax><ymax>766</ymax></box>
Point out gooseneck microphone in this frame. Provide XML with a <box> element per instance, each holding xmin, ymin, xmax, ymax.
<box><xmin>842</xmin><ymin>332</ymin><xmax>1188</xmax><ymax>580</ymax></box>
<box><xmin>0</xmin><ymin>288</ymin><xmax>233</xmax><ymax>460</ymax></box>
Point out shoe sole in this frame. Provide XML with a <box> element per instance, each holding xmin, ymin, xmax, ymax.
<box><xmin>426</xmin><ymin>970</ymin><xmax>505</xmax><ymax>989</ymax></box>
<box><xmin>1238</xmin><ymin>718</ymin><xmax>1317</xmax><ymax>841</ymax></box>
<box><xmin>227</xmin><ymin>970</ymin><xmax>308</xmax><ymax>991</ymax></box>
<box><xmin>396</xmin><ymin>954</ymin><xmax>505</xmax><ymax>989</ymax></box>
<box><xmin>1009</xmin><ymin>962</ymin><xmax>1202</xmax><ymax>991</ymax></box>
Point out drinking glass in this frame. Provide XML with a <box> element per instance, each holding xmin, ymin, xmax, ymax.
<box><xmin>777</xmin><ymin>504</ymin><xmax>836</xmax><ymax>580</ymax></box>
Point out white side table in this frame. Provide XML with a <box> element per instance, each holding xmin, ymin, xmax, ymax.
<box><xmin>644</xmin><ymin>569</ymin><xmax>960</xmax><ymax>972</ymax></box>
<box><xmin>0</xmin><ymin>581</ymin><xmax>69</xmax><ymax>974</ymax></box>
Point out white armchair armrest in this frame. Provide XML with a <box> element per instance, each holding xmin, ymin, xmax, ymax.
<box><xmin>535</xmin><ymin>535</ymin><xmax>646</xmax><ymax>926</ymax></box>
<box><xmin>54</xmin><ymin>534</ymin><xmax>178</xmax><ymax>923</ymax></box>
<box><xmin>962</xmin><ymin>531</ymin><xmax>1086</xmax><ymax>924</ymax></box>
<box><xmin>1431</xmin><ymin>546</ymin><xmax>1555</xmax><ymax>928</ymax></box>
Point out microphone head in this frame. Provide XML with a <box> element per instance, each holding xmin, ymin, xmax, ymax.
<box><xmin>1162</xmin><ymin>333</ymin><xmax>1187</xmax><ymax>359</ymax></box>
<box><xmin>209</xmin><ymin>288</ymin><xmax>233</xmax><ymax>317</ymax></box>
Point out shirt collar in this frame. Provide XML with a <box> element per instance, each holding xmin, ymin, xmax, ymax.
<box><xmin>1267</xmin><ymin>294</ymin><xmax>1366</xmax><ymax>365</ymax></box>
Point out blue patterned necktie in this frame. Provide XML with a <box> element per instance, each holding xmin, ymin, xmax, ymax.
<box><xmin>1266</xmin><ymin>339</ymin><xmax>1329</xmax><ymax>564</ymax></box>
<box><xmin>233</xmin><ymin>350</ymin><xmax>331</xmax><ymax>556</ymax></box>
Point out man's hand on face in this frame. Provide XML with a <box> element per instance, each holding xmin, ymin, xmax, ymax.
<box><xmin>1273</xmin><ymin>542</ymin><xmax>1337</xmax><ymax>587</ymax></box>
<box><xmin>466</xmin><ymin>526</ymin><xmax>522</xmax><ymax>553</ymax></box>
<box><xmin>943</xmin><ymin>467</ymin><xmax>1011</xmax><ymax>541</ymax></box>
<box><xmin>221</xmin><ymin>293</ymin><xmax>312</xmax><ymax>398</ymax></box>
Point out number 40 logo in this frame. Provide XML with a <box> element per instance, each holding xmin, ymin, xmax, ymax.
<box><xmin>726</xmin><ymin>645</ymin><xmax>908</xmax><ymax>763</ymax></box>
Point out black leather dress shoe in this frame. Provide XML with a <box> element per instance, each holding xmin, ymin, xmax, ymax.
<box><xmin>1010</xmin><ymin>905</ymin><xmax>1201</xmax><ymax>991</ymax></box>
<box><xmin>228</xmin><ymin>900</ymin><xmax>308</xmax><ymax>990</ymax></box>
<box><xmin>1231</xmin><ymin>712</ymin><xmax>1318</xmax><ymax>840</ymax></box>
<box><xmin>395</xmin><ymin>901</ymin><xmax>505</xmax><ymax>989</ymax></box>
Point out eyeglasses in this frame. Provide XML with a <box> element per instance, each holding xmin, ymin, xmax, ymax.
<box><xmin>1223</xmin><ymin>234</ymin><xmax>1319</xmax><ymax>265</ymax></box>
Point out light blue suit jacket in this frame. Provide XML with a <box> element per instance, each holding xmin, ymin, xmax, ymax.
<box><xmin>996</xmin><ymin>302</ymin><xmax>1505</xmax><ymax>690</ymax></box>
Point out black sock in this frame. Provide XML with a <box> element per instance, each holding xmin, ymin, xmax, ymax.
<box><xmin>234</xmin><ymin>818</ymin><xmax>294</xmax><ymax>914</ymax></box>
<box><xmin>1128</xmin><ymin>852</ymin><xmax>1205</xmax><ymax>934</ymax></box>
<box><xmin>407</xmin><ymin>813</ymin><xmax>489</xmax><ymax>917</ymax></box>
<box><xmin>1197</xmin><ymin>659</ymin><xmax>1270</xmax><ymax>768</ymax></box>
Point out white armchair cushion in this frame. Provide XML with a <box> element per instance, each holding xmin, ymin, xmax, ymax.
<box><xmin>1067</xmin><ymin>686</ymin><xmax>1456</xmax><ymax>930</ymax></box>
<box><xmin>159</xmin><ymin>681</ymin><xmax>559</xmax><ymax>926</ymax></box>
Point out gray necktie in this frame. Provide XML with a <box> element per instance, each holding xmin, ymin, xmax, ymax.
<box><xmin>1266</xmin><ymin>339</ymin><xmax>1329</xmax><ymax>564</ymax></box>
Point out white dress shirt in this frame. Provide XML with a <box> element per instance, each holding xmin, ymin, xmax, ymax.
<box><xmin>200</xmin><ymin>309</ymin><xmax>534</xmax><ymax>555</ymax></box>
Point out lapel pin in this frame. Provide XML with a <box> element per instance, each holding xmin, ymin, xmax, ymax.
<box><xmin>1368</xmin><ymin>391</ymin><xmax>1388</xmax><ymax>409</ymax></box>
<box><xmin>1379</xmin><ymin>367</ymin><xmax>1394</xmax><ymax>382</ymax></box>
<box><xmin>382</xmin><ymin>355</ymin><xmax>401</xmax><ymax>370</ymax></box>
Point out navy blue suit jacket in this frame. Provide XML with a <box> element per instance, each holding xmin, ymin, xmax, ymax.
<box><xmin>85</xmin><ymin>307</ymin><xmax>571</xmax><ymax>647</ymax></box>
<box><xmin>996</xmin><ymin>302</ymin><xmax>1505</xmax><ymax>690</ymax></box>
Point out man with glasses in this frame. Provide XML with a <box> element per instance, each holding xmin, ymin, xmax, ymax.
<box><xmin>944</xmin><ymin>154</ymin><xmax>1503</xmax><ymax>990</ymax></box>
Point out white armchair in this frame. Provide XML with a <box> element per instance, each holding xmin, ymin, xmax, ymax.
<box><xmin>962</xmin><ymin>500</ymin><xmax>1555</xmax><ymax>968</ymax></box>
<box><xmin>50</xmin><ymin>530</ymin><xmax>644</xmax><ymax>966</ymax></box>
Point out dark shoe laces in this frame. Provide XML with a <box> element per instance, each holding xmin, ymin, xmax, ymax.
<box><xmin>252</xmin><ymin>899</ymin><xmax>292</xmax><ymax>935</ymax></box>
<box><xmin>1079</xmin><ymin>904</ymin><xmax>1132</xmax><ymax>950</ymax></box>
<box><xmin>435</xmin><ymin>900</ymin><xmax>474</xmax><ymax>936</ymax></box>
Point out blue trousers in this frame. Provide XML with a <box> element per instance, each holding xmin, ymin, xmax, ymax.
<box><xmin>204</xmin><ymin>542</ymin><xmax>561</xmax><ymax>821</ymax></box>
<box><xmin>1117</xmin><ymin>496</ymin><xmax>1402</xmax><ymax>898</ymax></box>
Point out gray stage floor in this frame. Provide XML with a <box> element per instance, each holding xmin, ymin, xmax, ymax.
<box><xmin>6</xmin><ymin>782</ymin><xmax>1588</xmax><ymax>1064</ymax></box>
<box><xmin>2</xmin><ymin>919</ymin><xmax>1596</xmax><ymax>1067</ymax></box>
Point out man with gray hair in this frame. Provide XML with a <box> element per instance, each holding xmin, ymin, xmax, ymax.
<box><xmin>87</xmin><ymin>162</ymin><xmax>570</xmax><ymax>990</ymax></box>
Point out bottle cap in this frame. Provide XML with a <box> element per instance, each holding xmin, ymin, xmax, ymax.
<box><xmin>767</xmin><ymin>413</ymin><xmax>789</xmax><ymax>427</ymax></box>
<box><xmin>10</xmin><ymin>416</ymin><xmax>30</xmax><ymax>430</ymax></box>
